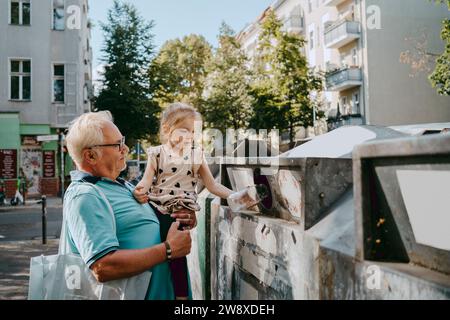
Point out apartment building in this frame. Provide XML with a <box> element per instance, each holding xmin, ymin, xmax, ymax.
<box><xmin>0</xmin><ymin>0</ymin><xmax>92</xmax><ymax>197</ymax></box>
<box><xmin>238</xmin><ymin>0</ymin><xmax>450</xmax><ymax>134</ymax></box>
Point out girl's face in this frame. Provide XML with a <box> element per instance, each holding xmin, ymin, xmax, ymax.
<box><xmin>169</xmin><ymin>117</ymin><xmax>195</xmax><ymax>147</ymax></box>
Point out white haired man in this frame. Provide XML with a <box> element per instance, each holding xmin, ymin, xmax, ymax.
<box><xmin>64</xmin><ymin>111</ymin><xmax>195</xmax><ymax>299</ymax></box>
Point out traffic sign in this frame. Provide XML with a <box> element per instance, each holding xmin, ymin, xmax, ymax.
<box><xmin>37</xmin><ymin>135</ymin><xmax>59</xmax><ymax>142</ymax></box>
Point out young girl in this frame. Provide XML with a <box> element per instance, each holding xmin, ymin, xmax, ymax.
<box><xmin>133</xmin><ymin>102</ymin><xmax>233</xmax><ymax>299</ymax></box>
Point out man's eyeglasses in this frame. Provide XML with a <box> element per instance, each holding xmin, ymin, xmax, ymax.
<box><xmin>88</xmin><ymin>136</ymin><xmax>126</xmax><ymax>151</ymax></box>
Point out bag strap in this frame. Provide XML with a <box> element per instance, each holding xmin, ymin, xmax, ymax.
<box><xmin>59</xmin><ymin>178</ymin><xmax>116</xmax><ymax>255</ymax></box>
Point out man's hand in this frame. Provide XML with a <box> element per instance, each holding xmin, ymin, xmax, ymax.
<box><xmin>166</xmin><ymin>222</ymin><xmax>191</xmax><ymax>259</ymax></box>
<box><xmin>171</xmin><ymin>209</ymin><xmax>197</xmax><ymax>230</ymax></box>
<box><xmin>133</xmin><ymin>186</ymin><xmax>149</xmax><ymax>204</ymax></box>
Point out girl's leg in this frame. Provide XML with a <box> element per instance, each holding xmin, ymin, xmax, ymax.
<box><xmin>169</xmin><ymin>257</ymin><xmax>189</xmax><ymax>298</ymax></box>
<box><xmin>154</xmin><ymin>208</ymin><xmax>189</xmax><ymax>299</ymax></box>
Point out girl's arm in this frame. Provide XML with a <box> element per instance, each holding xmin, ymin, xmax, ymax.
<box><xmin>198</xmin><ymin>159</ymin><xmax>233</xmax><ymax>199</ymax></box>
<box><xmin>133</xmin><ymin>159</ymin><xmax>156</xmax><ymax>204</ymax></box>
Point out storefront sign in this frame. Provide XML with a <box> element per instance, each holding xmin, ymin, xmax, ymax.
<box><xmin>43</xmin><ymin>151</ymin><xmax>55</xmax><ymax>178</ymax></box>
<box><xmin>22</xmin><ymin>136</ymin><xmax>39</xmax><ymax>146</ymax></box>
<box><xmin>0</xmin><ymin>149</ymin><xmax>17</xmax><ymax>179</ymax></box>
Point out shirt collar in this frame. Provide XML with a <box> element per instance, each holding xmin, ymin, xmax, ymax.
<box><xmin>70</xmin><ymin>170</ymin><xmax>94</xmax><ymax>181</ymax></box>
<box><xmin>70</xmin><ymin>170</ymin><xmax>133</xmax><ymax>190</ymax></box>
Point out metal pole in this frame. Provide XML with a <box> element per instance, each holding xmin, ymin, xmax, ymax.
<box><xmin>136</xmin><ymin>141</ymin><xmax>140</xmax><ymax>174</ymax></box>
<box><xmin>60</xmin><ymin>132</ymin><xmax>65</xmax><ymax>202</ymax></box>
<box><xmin>41</xmin><ymin>195</ymin><xmax>47</xmax><ymax>245</ymax></box>
<box><xmin>313</xmin><ymin>105</ymin><xmax>316</xmax><ymax>135</ymax></box>
<box><xmin>21</xmin><ymin>175</ymin><xmax>26</xmax><ymax>205</ymax></box>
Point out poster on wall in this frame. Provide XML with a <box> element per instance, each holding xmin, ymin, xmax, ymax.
<box><xmin>20</xmin><ymin>148</ymin><xmax>42</xmax><ymax>195</ymax></box>
<box><xmin>0</xmin><ymin>149</ymin><xmax>17</xmax><ymax>179</ymax></box>
<box><xmin>43</xmin><ymin>151</ymin><xmax>55</xmax><ymax>178</ymax></box>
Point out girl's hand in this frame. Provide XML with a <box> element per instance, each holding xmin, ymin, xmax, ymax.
<box><xmin>171</xmin><ymin>209</ymin><xmax>197</xmax><ymax>230</ymax></box>
<box><xmin>133</xmin><ymin>186</ymin><xmax>149</xmax><ymax>204</ymax></box>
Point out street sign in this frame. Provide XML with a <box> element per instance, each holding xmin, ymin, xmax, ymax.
<box><xmin>37</xmin><ymin>135</ymin><xmax>59</xmax><ymax>142</ymax></box>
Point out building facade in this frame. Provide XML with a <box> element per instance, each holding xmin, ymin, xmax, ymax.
<box><xmin>0</xmin><ymin>0</ymin><xmax>92</xmax><ymax>198</ymax></box>
<box><xmin>237</xmin><ymin>0</ymin><xmax>450</xmax><ymax>134</ymax></box>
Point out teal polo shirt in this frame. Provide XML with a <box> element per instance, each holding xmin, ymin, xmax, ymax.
<box><xmin>63</xmin><ymin>170</ymin><xmax>176</xmax><ymax>300</ymax></box>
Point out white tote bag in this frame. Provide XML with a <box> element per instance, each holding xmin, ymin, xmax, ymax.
<box><xmin>28</xmin><ymin>182</ymin><xmax>152</xmax><ymax>300</ymax></box>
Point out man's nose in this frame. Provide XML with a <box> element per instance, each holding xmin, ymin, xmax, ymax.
<box><xmin>123</xmin><ymin>144</ymin><xmax>129</xmax><ymax>153</ymax></box>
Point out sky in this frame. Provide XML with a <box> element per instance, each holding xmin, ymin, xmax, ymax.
<box><xmin>89</xmin><ymin>0</ymin><xmax>273</xmax><ymax>71</ymax></box>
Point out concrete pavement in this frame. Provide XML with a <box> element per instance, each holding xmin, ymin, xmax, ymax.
<box><xmin>0</xmin><ymin>197</ymin><xmax>63</xmax><ymax>300</ymax></box>
<box><xmin>0</xmin><ymin>239</ymin><xmax>59</xmax><ymax>300</ymax></box>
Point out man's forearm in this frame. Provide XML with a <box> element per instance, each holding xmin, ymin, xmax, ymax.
<box><xmin>90</xmin><ymin>243</ymin><xmax>167</xmax><ymax>282</ymax></box>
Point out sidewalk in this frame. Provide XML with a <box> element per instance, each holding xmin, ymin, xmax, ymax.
<box><xmin>0</xmin><ymin>239</ymin><xmax>59</xmax><ymax>300</ymax></box>
<box><xmin>0</xmin><ymin>196</ymin><xmax>63</xmax><ymax>213</ymax></box>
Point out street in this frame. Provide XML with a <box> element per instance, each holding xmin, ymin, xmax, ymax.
<box><xmin>0</xmin><ymin>207</ymin><xmax>63</xmax><ymax>242</ymax></box>
<box><xmin>0</xmin><ymin>204</ymin><xmax>62</xmax><ymax>300</ymax></box>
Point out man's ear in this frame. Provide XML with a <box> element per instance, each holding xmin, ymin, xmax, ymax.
<box><xmin>83</xmin><ymin>149</ymin><xmax>97</xmax><ymax>165</ymax></box>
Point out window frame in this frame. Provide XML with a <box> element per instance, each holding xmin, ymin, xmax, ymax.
<box><xmin>51</xmin><ymin>0</ymin><xmax>66</xmax><ymax>31</ymax></box>
<box><xmin>8</xmin><ymin>57</ymin><xmax>32</xmax><ymax>101</ymax></box>
<box><xmin>9</xmin><ymin>0</ymin><xmax>32</xmax><ymax>26</ymax></box>
<box><xmin>52</xmin><ymin>62</ymin><xmax>65</xmax><ymax>104</ymax></box>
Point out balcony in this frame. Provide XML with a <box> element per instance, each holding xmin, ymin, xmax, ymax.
<box><xmin>325</xmin><ymin>66</ymin><xmax>362</xmax><ymax>91</ymax></box>
<box><xmin>324</xmin><ymin>20</ymin><xmax>360</xmax><ymax>49</ymax></box>
<box><xmin>324</xmin><ymin>0</ymin><xmax>348</xmax><ymax>6</ymax></box>
<box><xmin>282</xmin><ymin>15</ymin><xmax>304</xmax><ymax>33</ymax></box>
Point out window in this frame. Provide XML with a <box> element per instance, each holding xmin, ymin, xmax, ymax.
<box><xmin>310</xmin><ymin>31</ymin><xmax>314</xmax><ymax>50</ymax></box>
<box><xmin>341</xmin><ymin>96</ymin><xmax>350</xmax><ymax>115</ymax></box>
<box><xmin>308</xmin><ymin>0</ymin><xmax>312</xmax><ymax>13</ymax></box>
<box><xmin>10</xmin><ymin>0</ymin><xmax>30</xmax><ymax>26</ymax></box>
<box><xmin>53</xmin><ymin>64</ymin><xmax>65</xmax><ymax>103</ymax></box>
<box><xmin>10</xmin><ymin>59</ymin><xmax>31</xmax><ymax>100</ymax></box>
<box><xmin>352</xmin><ymin>48</ymin><xmax>358</xmax><ymax>66</ymax></box>
<box><xmin>53</xmin><ymin>0</ymin><xmax>65</xmax><ymax>31</ymax></box>
<box><xmin>352</xmin><ymin>92</ymin><xmax>360</xmax><ymax>114</ymax></box>
<box><xmin>317</xmin><ymin>26</ymin><xmax>321</xmax><ymax>48</ymax></box>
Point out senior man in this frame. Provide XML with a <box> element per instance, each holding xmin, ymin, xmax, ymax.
<box><xmin>64</xmin><ymin>111</ymin><xmax>195</xmax><ymax>299</ymax></box>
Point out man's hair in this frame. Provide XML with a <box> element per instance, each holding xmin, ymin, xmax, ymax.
<box><xmin>65</xmin><ymin>111</ymin><xmax>113</xmax><ymax>167</ymax></box>
<box><xmin>160</xmin><ymin>102</ymin><xmax>202</xmax><ymax>144</ymax></box>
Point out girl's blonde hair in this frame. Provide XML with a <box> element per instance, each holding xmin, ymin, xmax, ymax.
<box><xmin>160</xmin><ymin>102</ymin><xmax>202</xmax><ymax>143</ymax></box>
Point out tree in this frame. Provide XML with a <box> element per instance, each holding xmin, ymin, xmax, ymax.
<box><xmin>94</xmin><ymin>0</ymin><xmax>160</xmax><ymax>146</ymax></box>
<box><xmin>399</xmin><ymin>0</ymin><xmax>450</xmax><ymax>95</ymax></box>
<box><xmin>250</xmin><ymin>10</ymin><xmax>324</xmax><ymax>145</ymax></box>
<box><xmin>202</xmin><ymin>23</ymin><xmax>254</xmax><ymax>131</ymax></box>
<box><xmin>150</xmin><ymin>34</ymin><xmax>212</xmax><ymax>111</ymax></box>
<box><xmin>430</xmin><ymin>0</ymin><xmax>450</xmax><ymax>95</ymax></box>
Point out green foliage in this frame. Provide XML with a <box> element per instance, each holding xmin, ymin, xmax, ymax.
<box><xmin>202</xmin><ymin>22</ymin><xmax>254</xmax><ymax>131</ymax></box>
<box><xmin>150</xmin><ymin>34</ymin><xmax>212</xmax><ymax>111</ymax></box>
<box><xmin>429</xmin><ymin>0</ymin><xmax>450</xmax><ymax>95</ymax></box>
<box><xmin>94</xmin><ymin>0</ymin><xmax>160</xmax><ymax>146</ymax></box>
<box><xmin>250</xmin><ymin>10</ymin><xmax>324</xmax><ymax>143</ymax></box>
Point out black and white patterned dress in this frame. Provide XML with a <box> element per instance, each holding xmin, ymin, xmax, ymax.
<box><xmin>146</xmin><ymin>144</ymin><xmax>204</xmax><ymax>214</ymax></box>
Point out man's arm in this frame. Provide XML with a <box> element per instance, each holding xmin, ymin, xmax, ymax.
<box><xmin>90</xmin><ymin>222</ymin><xmax>191</xmax><ymax>282</ymax></box>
